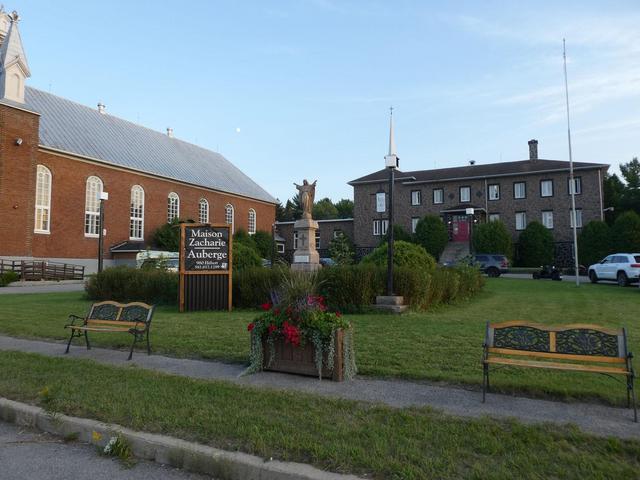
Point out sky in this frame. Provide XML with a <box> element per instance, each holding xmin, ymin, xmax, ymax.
<box><xmin>14</xmin><ymin>0</ymin><xmax>640</xmax><ymax>204</ymax></box>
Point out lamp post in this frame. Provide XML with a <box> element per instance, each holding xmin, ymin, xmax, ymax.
<box><xmin>466</xmin><ymin>208</ymin><xmax>475</xmax><ymax>255</ymax></box>
<box><xmin>97</xmin><ymin>191</ymin><xmax>109</xmax><ymax>273</ymax></box>
<box><xmin>384</xmin><ymin>108</ymin><xmax>399</xmax><ymax>296</ymax></box>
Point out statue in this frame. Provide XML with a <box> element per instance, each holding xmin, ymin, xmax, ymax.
<box><xmin>294</xmin><ymin>179</ymin><xmax>317</xmax><ymax>220</ymax></box>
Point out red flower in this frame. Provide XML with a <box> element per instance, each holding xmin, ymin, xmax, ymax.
<box><xmin>247</xmin><ymin>323</ymin><xmax>255</xmax><ymax>332</ymax></box>
<box><xmin>268</xmin><ymin>324</ymin><xmax>277</xmax><ymax>334</ymax></box>
<box><xmin>261</xmin><ymin>302</ymin><xmax>272</xmax><ymax>311</ymax></box>
<box><xmin>274</xmin><ymin>308</ymin><xmax>281</xmax><ymax>315</ymax></box>
<box><xmin>282</xmin><ymin>321</ymin><xmax>301</xmax><ymax>346</ymax></box>
<box><xmin>335</xmin><ymin>311</ymin><xmax>342</xmax><ymax>318</ymax></box>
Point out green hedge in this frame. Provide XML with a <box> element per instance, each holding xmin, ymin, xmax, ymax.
<box><xmin>85</xmin><ymin>266</ymin><xmax>178</xmax><ymax>304</ymax></box>
<box><xmin>0</xmin><ymin>271</ymin><xmax>19</xmax><ymax>287</ymax></box>
<box><xmin>362</xmin><ymin>240</ymin><xmax>436</xmax><ymax>271</ymax></box>
<box><xmin>232</xmin><ymin>267</ymin><xmax>289</xmax><ymax>309</ymax></box>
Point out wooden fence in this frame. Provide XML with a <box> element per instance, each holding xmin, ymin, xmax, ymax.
<box><xmin>0</xmin><ymin>259</ymin><xmax>85</xmax><ymax>281</ymax></box>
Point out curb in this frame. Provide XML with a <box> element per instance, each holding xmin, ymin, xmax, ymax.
<box><xmin>0</xmin><ymin>397</ymin><xmax>363</xmax><ymax>480</ymax></box>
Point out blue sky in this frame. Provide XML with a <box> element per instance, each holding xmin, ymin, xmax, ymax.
<box><xmin>15</xmin><ymin>0</ymin><xmax>640</xmax><ymax>204</ymax></box>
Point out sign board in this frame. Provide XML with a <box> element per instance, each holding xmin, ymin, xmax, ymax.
<box><xmin>179</xmin><ymin>223</ymin><xmax>232</xmax><ymax>312</ymax></box>
<box><xmin>376</xmin><ymin>192</ymin><xmax>386</xmax><ymax>213</ymax></box>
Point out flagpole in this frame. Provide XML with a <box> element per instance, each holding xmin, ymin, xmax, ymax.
<box><xmin>563</xmin><ymin>39</ymin><xmax>580</xmax><ymax>287</ymax></box>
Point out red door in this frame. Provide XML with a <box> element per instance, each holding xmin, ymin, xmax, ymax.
<box><xmin>452</xmin><ymin>219</ymin><xmax>469</xmax><ymax>242</ymax></box>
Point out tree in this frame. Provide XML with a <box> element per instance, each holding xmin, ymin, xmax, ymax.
<box><xmin>362</xmin><ymin>240</ymin><xmax>436</xmax><ymax>270</ymax></box>
<box><xmin>517</xmin><ymin>221</ymin><xmax>554</xmax><ymax>267</ymax></box>
<box><xmin>252</xmin><ymin>230</ymin><xmax>275</xmax><ymax>258</ymax></box>
<box><xmin>334</xmin><ymin>199</ymin><xmax>354</xmax><ymax>218</ymax></box>
<box><xmin>603</xmin><ymin>173</ymin><xmax>624</xmax><ymax>224</ymax></box>
<box><xmin>233</xmin><ymin>228</ymin><xmax>257</xmax><ymax>252</ymax></box>
<box><xmin>620</xmin><ymin>157</ymin><xmax>640</xmax><ymax>190</ymax></box>
<box><xmin>612</xmin><ymin>210</ymin><xmax>640</xmax><ymax>253</ymax></box>
<box><xmin>328</xmin><ymin>232</ymin><xmax>355</xmax><ymax>265</ymax></box>
<box><xmin>275</xmin><ymin>201</ymin><xmax>286</xmax><ymax>222</ymax></box>
<box><xmin>312</xmin><ymin>197</ymin><xmax>338</xmax><ymax>220</ymax></box>
<box><xmin>472</xmin><ymin>221</ymin><xmax>513</xmax><ymax>260</ymax></box>
<box><xmin>233</xmin><ymin>242</ymin><xmax>262</xmax><ymax>271</ymax></box>
<box><xmin>382</xmin><ymin>224</ymin><xmax>413</xmax><ymax>244</ymax></box>
<box><xmin>151</xmin><ymin>218</ymin><xmax>193</xmax><ymax>251</ymax></box>
<box><xmin>578</xmin><ymin>221</ymin><xmax>612</xmax><ymax>267</ymax></box>
<box><xmin>414</xmin><ymin>215</ymin><xmax>449</xmax><ymax>260</ymax></box>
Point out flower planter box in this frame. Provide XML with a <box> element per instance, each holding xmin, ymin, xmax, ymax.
<box><xmin>261</xmin><ymin>328</ymin><xmax>345</xmax><ymax>381</ymax></box>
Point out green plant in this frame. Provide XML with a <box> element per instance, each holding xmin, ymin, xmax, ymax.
<box><xmin>151</xmin><ymin>218</ymin><xmax>193</xmax><ymax>251</ymax></box>
<box><xmin>233</xmin><ymin>242</ymin><xmax>263</xmax><ymax>271</ymax></box>
<box><xmin>362</xmin><ymin>240</ymin><xmax>436</xmax><ymax>271</ymax></box>
<box><xmin>102</xmin><ymin>434</ymin><xmax>133</xmax><ymax>465</ymax></box>
<box><xmin>85</xmin><ymin>266</ymin><xmax>178</xmax><ymax>304</ymax></box>
<box><xmin>233</xmin><ymin>228</ymin><xmax>258</xmax><ymax>251</ymax></box>
<box><xmin>0</xmin><ymin>270</ymin><xmax>19</xmax><ymax>287</ymax></box>
<box><xmin>517</xmin><ymin>221</ymin><xmax>554</xmax><ymax>266</ymax></box>
<box><xmin>252</xmin><ymin>230</ymin><xmax>276</xmax><ymax>258</ymax></box>
<box><xmin>472</xmin><ymin>221</ymin><xmax>513</xmax><ymax>260</ymax></box>
<box><xmin>578</xmin><ymin>221</ymin><xmax>612</xmax><ymax>267</ymax></box>
<box><xmin>612</xmin><ymin>210</ymin><xmax>640</xmax><ymax>253</ymax></box>
<box><xmin>382</xmin><ymin>224</ymin><xmax>414</xmax><ymax>244</ymax></box>
<box><xmin>414</xmin><ymin>215</ymin><xmax>449</xmax><ymax>260</ymax></box>
<box><xmin>328</xmin><ymin>232</ymin><xmax>355</xmax><ymax>265</ymax></box>
<box><xmin>233</xmin><ymin>266</ymin><xmax>290</xmax><ymax>308</ymax></box>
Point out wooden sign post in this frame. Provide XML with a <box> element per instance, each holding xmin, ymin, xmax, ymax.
<box><xmin>179</xmin><ymin>223</ymin><xmax>233</xmax><ymax>312</ymax></box>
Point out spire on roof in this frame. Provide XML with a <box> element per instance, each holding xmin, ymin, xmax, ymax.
<box><xmin>0</xmin><ymin>10</ymin><xmax>30</xmax><ymax>103</ymax></box>
<box><xmin>384</xmin><ymin>106</ymin><xmax>399</xmax><ymax>168</ymax></box>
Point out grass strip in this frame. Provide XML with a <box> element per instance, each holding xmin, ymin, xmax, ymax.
<box><xmin>1</xmin><ymin>350</ymin><xmax>639</xmax><ymax>479</ymax></box>
<box><xmin>0</xmin><ymin>279</ymin><xmax>639</xmax><ymax>405</ymax></box>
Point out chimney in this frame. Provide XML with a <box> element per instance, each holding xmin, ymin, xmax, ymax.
<box><xmin>469</xmin><ymin>160</ymin><xmax>476</xmax><ymax>166</ymax></box>
<box><xmin>528</xmin><ymin>139</ymin><xmax>538</xmax><ymax>160</ymax></box>
<box><xmin>166</xmin><ymin>127</ymin><xmax>174</xmax><ymax>138</ymax></box>
<box><xmin>97</xmin><ymin>102</ymin><xmax>106</xmax><ymax>114</ymax></box>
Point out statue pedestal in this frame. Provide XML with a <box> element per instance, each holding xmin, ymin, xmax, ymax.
<box><xmin>291</xmin><ymin>218</ymin><xmax>321</xmax><ymax>273</ymax></box>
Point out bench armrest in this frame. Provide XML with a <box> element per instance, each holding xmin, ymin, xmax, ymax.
<box><xmin>65</xmin><ymin>314</ymin><xmax>86</xmax><ymax>327</ymax></box>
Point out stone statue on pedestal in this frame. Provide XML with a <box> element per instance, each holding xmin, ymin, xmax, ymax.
<box><xmin>291</xmin><ymin>179</ymin><xmax>320</xmax><ymax>272</ymax></box>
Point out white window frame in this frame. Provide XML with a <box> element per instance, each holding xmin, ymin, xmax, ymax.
<box><xmin>373</xmin><ymin>220</ymin><xmax>381</xmax><ymax>236</ymax></box>
<box><xmin>248</xmin><ymin>208</ymin><xmax>256</xmax><ymax>235</ymax></box>
<box><xmin>433</xmin><ymin>188</ymin><xmax>444</xmax><ymax>204</ymax></box>
<box><xmin>488</xmin><ymin>184</ymin><xmax>500</xmax><ymax>201</ymax></box>
<box><xmin>315</xmin><ymin>230</ymin><xmax>321</xmax><ymax>249</ymax></box>
<box><xmin>381</xmin><ymin>219</ymin><xmax>389</xmax><ymax>236</ymax></box>
<box><xmin>542</xmin><ymin>210</ymin><xmax>554</xmax><ymax>229</ymax></box>
<box><xmin>411</xmin><ymin>217</ymin><xmax>420</xmax><ymax>233</ymax></box>
<box><xmin>515</xmin><ymin>212</ymin><xmax>527</xmax><ymax>231</ymax></box>
<box><xmin>411</xmin><ymin>190</ymin><xmax>421</xmax><ymax>206</ymax></box>
<box><xmin>34</xmin><ymin>165</ymin><xmax>52</xmax><ymax>234</ymax></box>
<box><xmin>225</xmin><ymin>204</ymin><xmax>235</xmax><ymax>233</ymax></box>
<box><xmin>569</xmin><ymin>177</ymin><xmax>582</xmax><ymax>195</ymax></box>
<box><xmin>198</xmin><ymin>198</ymin><xmax>209</xmax><ymax>224</ymax></box>
<box><xmin>167</xmin><ymin>192</ymin><xmax>180</xmax><ymax>222</ymax></box>
<box><xmin>489</xmin><ymin>213</ymin><xmax>500</xmax><ymax>222</ymax></box>
<box><xmin>129</xmin><ymin>185</ymin><xmax>145</xmax><ymax>240</ymax></box>
<box><xmin>376</xmin><ymin>192</ymin><xmax>386</xmax><ymax>212</ymax></box>
<box><xmin>540</xmin><ymin>180</ymin><xmax>553</xmax><ymax>198</ymax></box>
<box><xmin>84</xmin><ymin>175</ymin><xmax>103</xmax><ymax>237</ymax></box>
<box><xmin>514</xmin><ymin>182</ymin><xmax>526</xmax><ymax>199</ymax></box>
<box><xmin>570</xmin><ymin>209</ymin><xmax>583</xmax><ymax>228</ymax></box>
<box><xmin>277</xmin><ymin>243</ymin><xmax>285</xmax><ymax>254</ymax></box>
<box><xmin>293</xmin><ymin>231</ymin><xmax>299</xmax><ymax>249</ymax></box>
<box><xmin>460</xmin><ymin>186</ymin><xmax>471</xmax><ymax>203</ymax></box>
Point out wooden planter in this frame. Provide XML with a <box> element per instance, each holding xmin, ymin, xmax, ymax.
<box><xmin>261</xmin><ymin>329</ymin><xmax>345</xmax><ymax>381</ymax></box>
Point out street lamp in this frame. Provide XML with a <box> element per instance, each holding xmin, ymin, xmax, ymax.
<box><xmin>466</xmin><ymin>208</ymin><xmax>475</xmax><ymax>255</ymax></box>
<box><xmin>97</xmin><ymin>191</ymin><xmax>109</xmax><ymax>273</ymax></box>
<box><xmin>384</xmin><ymin>108</ymin><xmax>399</xmax><ymax>296</ymax></box>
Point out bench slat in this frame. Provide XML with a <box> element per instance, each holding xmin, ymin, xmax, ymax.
<box><xmin>485</xmin><ymin>357</ymin><xmax>630</xmax><ymax>375</ymax></box>
<box><xmin>86</xmin><ymin>319</ymin><xmax>141</xmax><ymax>328</ymax></box>
<box><xmin>67</xmin><ymin>326</ymin><xmax>131</xmax><ymax>333</ymax></box>
<box><xmin>487</xmin><ymin>347</ymin><xmax>627</xmax><ymax>364</ymax></box>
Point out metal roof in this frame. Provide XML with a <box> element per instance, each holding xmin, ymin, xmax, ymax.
<box><xmin>18</xmin><ymin>87</ymin><xmax>277</xmax><ymax>204</ymax></box>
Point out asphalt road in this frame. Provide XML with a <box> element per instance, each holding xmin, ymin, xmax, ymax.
<box><xmin>0</xmin><ymin>281</ymin><xmax>85</xmax><ymax>295</ymax></box>
<box><xmin>0</xmin><ymin>421</ymin><xmax>213</xmax><ymax>480</ymax></box>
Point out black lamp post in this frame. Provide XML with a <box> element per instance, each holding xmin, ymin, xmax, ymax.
<box><xmin>384</xmin><ymin>108</ymin><xmax>399</xmax><ymax>296</ymax></box>
<box><xmin>97</xmin><ymin>191</ymin><xmax>109</xmax><ymax>273</ymax></box>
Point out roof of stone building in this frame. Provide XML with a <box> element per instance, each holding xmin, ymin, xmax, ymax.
<box><xmin>349</xmin><ymin>158</ymin><xmax>609</xmax><ymax>185</ymax></box>
<box><xmin>8</xmin><ymin>87</ymin><xmax>277</xmax><ymax>203</ymax></box>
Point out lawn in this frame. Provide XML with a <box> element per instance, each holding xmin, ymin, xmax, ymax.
<box><xmin>0</xmin><ymin>278</ymin><xmax>638</xmax><ymax>405</ymax></box>
<box><xmin>1</xmin><ymin>350</ymin><xmax>639</xmax><ymax>480</ymax></box>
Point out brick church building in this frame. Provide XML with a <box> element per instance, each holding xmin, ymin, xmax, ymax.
<box><xmin>0</xmin><ymin>10</ymin><xmax>276</xmax><ymax>272</ymax></box>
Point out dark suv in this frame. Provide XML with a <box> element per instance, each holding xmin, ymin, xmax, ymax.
<box><xmin>472</xmin><ymin>254</ymin><xmax>509</xmax><ymax>277</ymax></box>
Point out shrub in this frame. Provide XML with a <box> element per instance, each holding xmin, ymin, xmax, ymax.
<box><xmin>233</xmin><ymin>228</ymin><xmax>258</xmax><ymax>252</ymax></box>
<box><xmin>252</xmin><ymin>230</ymin><xmax>275</xmax><ymax>258</ymax></box>
<box><xmin>85</xmin><ymin>266</ymin><xmax>178</xmax><ymax>304</ymax></box>
<box><xmin>318</xmin><ymin>264</ymin><xmax>384</xmax><ymax>312</ymax></box>
<box><xmin>517</xmin><ymin>221</ymin><xmax>554</xmax><ymax>266</ymax></box>
<box><xmin>151</xmin><ymin>218</ymin><xmax>193</xmax><ymax>251</ymax></box>
<box><xmin>578</xmin><ymin>221</ymin><xmax>612</xmax><ymax>267</ymax></box>
<box><xmin>0</xmin><ymin>270</ymin><xmax>19</xmax><ymax>287</ymax></box>
<box><xmin>233</xmin><ymin>242</ymin><xmax>262</xmax><ymax>271</ymax></box>
<box><xmin>329</xmin><ymin>233</ymin><xmax>355</xmax><ymax>265</ymax></box>
<box><xmin>361</xmin><ymin>240</ymin><xmax>436</xmax><ymax>271</ymax></box>
<box><xmin>233</xmin><ymin>267</ymin><xmax>289</xmax><ymax>308</ymax></box>
<box><xmin>472</xmin><ymin>221</ymin><xmax>513</xmax><ymax>260</ymax></box>
<box><xmin>382</xmin><ymin>224</ymin><xmax>414</xmax><ymax>244</ymax></box>
<box><xmin>414</xmin><ymin>215</ymin><xmax>449</xmax><ymax>260</ymax></box>
<box><xmin>612</xmin><ymin>211</ymin><xmax>640</xmax><ymax>253</ymax></box>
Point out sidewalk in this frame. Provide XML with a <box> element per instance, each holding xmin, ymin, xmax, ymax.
<box><xmin>0</xmin><ymin>280</ymin><xmax>85</xmax><ymax>295</ymax></box>
<box><xmin>0</xmin><ymin>335</ymin><xmax>638</xmax><ymax>440</ymax></box>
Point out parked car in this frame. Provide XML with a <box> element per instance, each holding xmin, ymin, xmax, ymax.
<box><xmin>136</xmin><ymin>250</ymin><xmax>179</xmax><ymax>272</ymax></box>
<box><xmin>319</xmin><ymin>257</ymin><xmax>337</xmax><ymax>267</ymax></box>
<box><xmin>532</xmin><ymin>265</ymin><xmax>562</xmax><ymax>281</ymax></box>
<box><xmin>471</xmin><ymin>254</ymin><xmax>509</xmax><ymax>277</ymax></box>
<box><xmin>588</xmin><ymin>253</ymin><xmax>640</xmax><ymax>286</ymax></box>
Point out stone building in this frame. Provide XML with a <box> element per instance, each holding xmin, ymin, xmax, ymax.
<box><xmin>349</xmin><ymin>139</ymin><xmax>608</xmax><ymax>263</ymax></box>
<box><xmin>275</xmin><ymin>218</ymin><xmax>354</xmax><ymax>261</ymax></box>
<box><xmin>0</xmin><ymin>10</ymin><xmax>276</xmax><ymax>272</ymax></box>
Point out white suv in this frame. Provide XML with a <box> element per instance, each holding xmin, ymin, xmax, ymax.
<box><xmin>588</xmin><ymin>253</ymin><xmax>640</xmax><ymax>286</ymax></box>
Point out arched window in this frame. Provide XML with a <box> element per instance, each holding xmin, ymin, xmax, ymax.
<box><xmin>199</xmin><ymin>198</ymin><xmax>209</xmax><ymax>224</ymax></box>
<box><xmin>225</xmin><ymin>204</ymin><xmax>234</xmax><ymax>233</ymax></box>
<box><xmin>34</xmin><ymin>165</ymin><xmax>52</xmax><ymax>233</ymax></box>
<box><xmin>130</xmin><ymin>185</ymin><xmax>145</xmax><ymax>240</ymax></box>
<box><xmin>84</xmin><ymin>176</ymin><xmax>103</xmax><ymax>237</ymax></box>
<box><xmin>167</xmin><ymin>192</ymin><xmax>180</xmax><ymax>222</ymax></box>
<box><xmin>248</xmin><ymin>208</ymin><xmax>256</xmax><ymax>235</ymax></box>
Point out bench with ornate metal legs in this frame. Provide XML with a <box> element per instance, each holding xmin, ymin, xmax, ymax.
<box><xmin>64</xmin><ymin>301</ymin><xmax>155</xmax><ymax>360</ymax></box>
<box><xmin>482</xmin><ymin>321</ymin><xmax>636</xmax><ymax>422</ymax></box>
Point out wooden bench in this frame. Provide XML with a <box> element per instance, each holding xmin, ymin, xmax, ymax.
<box><xmin>482</xmin><ymin>321</ymin><xmax>636</xmax><ymax>422</ymax></box>
<box><xmin>64</xmin><ymin>301</ymin><xmax>155</xmax><ymax>360</ymax></box>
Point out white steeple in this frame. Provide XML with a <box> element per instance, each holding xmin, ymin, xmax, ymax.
<box><xmin>0</xmin><ymin>10</ymin><xmax>31</xmax><ymax>103</ymax></box>
<box><xmin>384</xmin><ymin>106</ymin><xmax>399</xmax><ymax>168</ymax></box>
